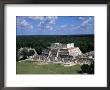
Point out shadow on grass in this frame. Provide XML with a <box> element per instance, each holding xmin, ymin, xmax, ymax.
<box><xmin>75</xmin><ymin>70</ymin><xmax>83</xmax><ymax>74</ymax></box>
<box><xmin>76</xmin><ymin>68</ymin><xmax>94</xmax><ymax>74</ymax></box>
<box><xmin>76</xmin><ymin>70</ymin><xmax>94</xmax><ymax>74</ymax></box>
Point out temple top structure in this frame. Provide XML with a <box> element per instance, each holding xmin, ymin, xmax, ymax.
<box><xmin>50</xmin><ymin>43</ymin><xmax>74</xmax><ymax>49</ymax></box>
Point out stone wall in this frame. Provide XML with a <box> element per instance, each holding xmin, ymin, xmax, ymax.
<box><xmin>18</xmin><ymin>44</ymin><xmax>94</xmax><ymax>65</ymax></box>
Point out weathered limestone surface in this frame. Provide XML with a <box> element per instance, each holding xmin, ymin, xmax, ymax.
<box><xmin>17</xmin><ymin>43</ymin><xmax>94</xmax><ymax>66</ymax></box>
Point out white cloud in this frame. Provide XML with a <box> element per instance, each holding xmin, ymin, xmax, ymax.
<box><xmin>71</xmin><ymin>25</ymin><xmax>80</xmax><ymax>30</ymax></box>
<box><xmin>28</xmin><ymin>16</ymin><xmax>58</xmax><ymax>25</ymax></box>
<box><xmin>60</xmin><ymin>24</ymin><xmax>68</xmax><ymax>28</ymax></box>
<box><xmin>28</xmin><ymin>16</ymin><xmax>44</xmax><ymax>20</ymax></box>
<box><xmin>17</xmin><ymin>18</ymin><xmax>33</xmax><ymax>30</ymax></box>
<box><xmin>78</xmin><ymin>17</ymin><xmax>86</xmax><ymax>20</ymax></box>
<box><xmin>45</xmin><ymin>16</ymin><xmax>58</xmax><ymax>24</ymax></box>
<box><xmin>37</xmin><ymin>23</ymin><xmax>53</xmax><ymax>31</ymax></box>
<box><xmin>48</xmin><ymin>20</ymin><xmax>55</xmax><ymax>24</ymax></box>
<box><xmin>17</xmin><ymin>16</ymin><xmax>93</xmax><ymax>32</ymax></box>
<box><xmin>47</xmin><ymin>16</ymin><xmax>58</xmax><ymax>19</ymax></box>
<box><xmin>36</xmin><ymin>16</ymin><xmax>58</xmax><ymax>30</ymax></box>
<box><xmin>81</xmin><ymin>17</ymin><xmax>93</xmax><ymax>26</ymax></box>
<box><xmin>60</xmin><ymin>17</ymin><xmax>93</xmax><ymax>31</ymax></box>
<box><xmin>45</xmin><ymin>25</ymin><xmax>53</xmax><ymax>30</ymax></box>
<box><xmin>60</xmin><ymin>24</ymin><xmax>80</xmax><ymax>31</ymax></box>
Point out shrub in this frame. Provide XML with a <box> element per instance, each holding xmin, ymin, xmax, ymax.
<box><xmin>28</xmin><ymin>50</ymin><xmax>35</xmax><ymax>56</ymax></box>
<box><xmin>81</xmin><ymin>64</ymin><xmax>89</xmax><ymax>73</ymax></box>
<box><xmin>81</xmin><ymin>62</ymin><xmax>94</xmax><ymax>74</ymax></box>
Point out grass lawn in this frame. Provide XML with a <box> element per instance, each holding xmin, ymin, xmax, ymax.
<box><xmin>16</xmin><ymin>62</ymin><xmax>81</xmax><ymax>74</ymax></box>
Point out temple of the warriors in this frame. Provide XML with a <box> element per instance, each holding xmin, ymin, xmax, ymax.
<box><xmin>18</xmin><ymin>43</ymin><xmax>94</xmax><ymax>66</ymax></box>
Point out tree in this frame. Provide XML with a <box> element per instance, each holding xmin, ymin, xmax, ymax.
<box><xmin>17</xmin><ymin>48</ymin><xmax>28</xmax><ymax>60</ymax></box>
<box><xmin>80</xmin><ymin>61</ymin><xmax>94</xmax><ymax>74</ymax></box>
<box><xmin>88</xmin><ymin>61</ymin><xmax>94</xmax><ymax>74</ymax></box>
<box><xmin>20</xmin><ymin>48</ymin><xmax>28</xmax><ymax>56</ymax></box>
<box><xmin>35</xmin><ymin>47</ymin><xmax>42</xmax><ymax>55</ymax></box>
<box><xmin>28</xmin><ymin>50</ymin><xmax>35</xmax><ymax>56</ymax></box>
<box><xmin>81</xmin><ymin>64</ymin><xmax>89</xmax><ymax>73</ymax></box>
<box><xmin>16</xmin><ymin>48</ymin><xmax>19</xmax><ymax>62</ymax></box>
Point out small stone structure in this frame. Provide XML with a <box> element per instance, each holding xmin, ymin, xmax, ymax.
<box><xmin>17</xmin><ymin>47</ymin><xmax>38</xmax><ymax>60</ymax></box>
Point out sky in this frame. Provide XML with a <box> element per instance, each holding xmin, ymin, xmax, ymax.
<box><xmin>16</xmin><ymin>16</ymin><xmax>94</xmax><ymax>35</ymax></box>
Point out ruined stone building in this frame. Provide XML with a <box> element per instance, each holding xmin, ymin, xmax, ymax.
<box><xmin>42</xmin><ymin>43</ymin><xmax>82</xmax><ymax>62</ymax></box>
<box><xmin>18</xmin><ymin>43</ymin><xmax>94</xmax><ymax>65</ymax></box>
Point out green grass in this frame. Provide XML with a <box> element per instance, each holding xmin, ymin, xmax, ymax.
<box><xmin>16</xmin><ymin>62</ymin><xmax>81</xmax><ymax>74</ymax></box>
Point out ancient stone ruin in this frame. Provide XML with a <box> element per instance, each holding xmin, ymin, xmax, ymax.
<box><xmin>17</xmin><ymin>43</ymin><xmax>94</xmax><ymax>66</ymax></box>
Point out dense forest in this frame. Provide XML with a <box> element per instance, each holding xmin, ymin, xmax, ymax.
<box><xmin>16</xmin><ymin>35</ymin><xmax>94</xmax><ymax>55</ymax></box>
